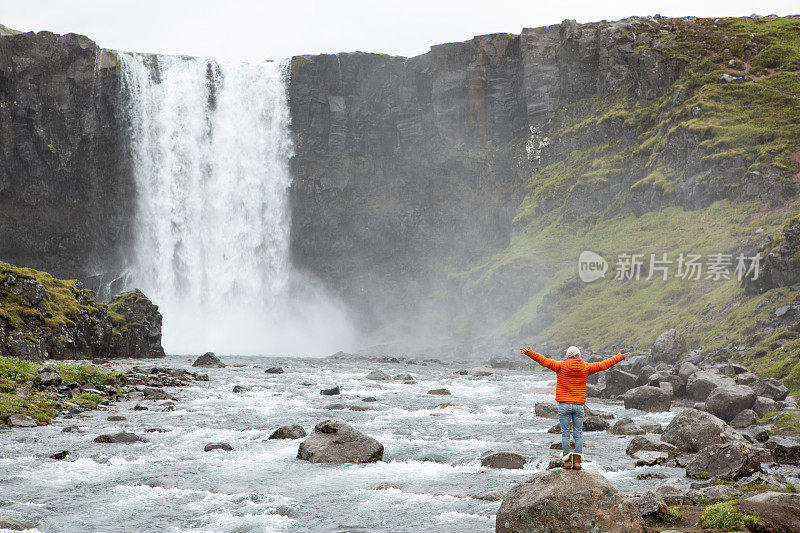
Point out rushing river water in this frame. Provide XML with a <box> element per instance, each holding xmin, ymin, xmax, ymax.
<box><xmin>1</xmin><ymin>355</ymin><xmax>688</xmax><ymax>532</ymax></box>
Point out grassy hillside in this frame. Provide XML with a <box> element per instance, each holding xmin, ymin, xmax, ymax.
<box><xmin>451</xmin><ymin>15</ymin><xmax>800</xmax><ymax>391</ymax></box>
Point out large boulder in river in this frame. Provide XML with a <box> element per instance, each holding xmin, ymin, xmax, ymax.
<box><xmin>495</xmin><ymin>469</ymin><xmax>646</xmax><ymax>532</ymax></box>
<box><xmin>626</xmin><ymin>435</ymin><xmax>678</xmax><ymax>458</ymax></box>
<box><xmin>705</xmin><ymin>385</ymin><xmax>757</xmax><ymax>422</ymax></box>
<box><xmin>192</xmin><ymin>352</ymin><xmax>225</xmax><ymax>368</ymax></box>
<box><xmin>365</xmin><ymin>370</ymin><xmax>392</xmax><ymax>381</ymax></box>
<box><xmin>623</xmin><ymin>385</ymin><xmax>671</xmax><ymax>412</ymax></box>
<box><xmin>651</xmin><ymin>329</ymin><xmax>686</xmax><ymax>364</ymax></box>
<box><xmin>601</xmin><ymin>368</ymin><xmax>639</xmax><ymax>398</ymax></box>
<box><xmin>481</xmin><ymin>452</ymin><xmax>527</xmax><ymax>469</ymax></box>
<box><xmin>685</xmin><ymin>441</ymin><xmax>761</xmax><ymax>480</ymax></box>
<box><xmin>686</xmin><ymin>370</ymin><xmax>735</xmax><ymax>401</ymax></box>
<box><xmin>661</xmin><ymin>409</ymin><xmax>737</xmax><ymax>453</ymax></box>
<box><xmin>269</xmin><ymin>425</ymin><xmax>307</xmax><ymax>440</ymax></box>
<box><xmin>297</xmin><ymin>420</ymin><xmax>383</xmax><ymax>464</ymax></box>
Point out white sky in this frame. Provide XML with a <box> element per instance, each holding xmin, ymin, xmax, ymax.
<box><xmin>1</xmin><ymin>1</ymin><xmax>797</xmax><ymax>61</ymax></box>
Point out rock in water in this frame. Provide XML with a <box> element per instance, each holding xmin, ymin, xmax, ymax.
<box><xmin>495</xmin><ymin>469</ymin><xmax>646</xmax><ymax>532</ymax></box>
<box><xmin>427</xmin><ymin>388</ymin><xmax>450</xmax><ymax>395</ymax></box>
<box><xmin>269</xmin><ymin>425</ymin><xmax>307</xmax><ymax>440</ymax></box>
<box><xmin>204</xmin><ymin>442</ymin><xmax>234</xmax><ymax>452</ymax></box>
<box><xmin>320</xmin><ymin>386</ymin><xmax>340</xmax><ymax>395</ymax></box>
<box><xmin>93</xmin><ymin>431</ymin><xmax>144</xmax><ymax>443</ymax></box>
<box><xmin>297</xmin><ymin>420</ymin><xmax>383</xmax><ymax>464</ymax></box>
<box><xmin>8</xmin><ymin>414</ymin><xmax>37</xmax><ymax>427</ymax></box>
<box><xmin>623</xmin><ymin>385</ymin><xmax>671</xmax><ymax>412</ymax></box>
<box><xmin>265</xmin><ymin>366</ymin><xmax>284</xmax><ymax>374</ymax></box>
<box><xmin>685</xmin><ymin>441</ymin><xmax>761</xmax><ymax>480</ymax></box>
<box><xmin>650</xmin><ymin>328</ymin><xmax>686</xmax><ymax>364</ymax></box>
<box><xmin>192</xmin><ymin>352</ymin><xmax>225</xmax><ymax>368</ymax></box>
<box><xmin>481</xmin><ymin>452</ymin><xmax>527</xmax><ymax>469</ymax></box>
<box><xmin>365</xmin><ymin>370</ymin><xmax>392</xmax><ymax>381</ymax></box>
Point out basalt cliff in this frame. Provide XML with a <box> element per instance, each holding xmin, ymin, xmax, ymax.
<box><xmin>2</xmin><ymin>16</ymin><xmax>800</xmax><ymax>387</ymax></box>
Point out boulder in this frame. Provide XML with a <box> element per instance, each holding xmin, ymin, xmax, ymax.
<box><xmin>686</xmin><ymin>371</ymin><xmax>735</xmax><ymax>401</ymax></box>
<box><xmin>743</xmin><ymin>490</ymin><xmax>800</xmax><ymax>508</ymax></box>
<box><xmin>297</xmin><ymin>420</ymin><xmax>383</xmax><ymax>464</ymax></box>
<box><xmin>481</xmin><ymin>452</ymin><xmax>527</xmax><ymax>469</ymax></box>
<box><xmin>365</xmin><ymin>370</ymin><xmax>392</xmax><ymax>381</ymax></box>
<box><xmin>0</xmin><ymin>517</ymin><xmax>32</xmax><ymax>531</ymax></box>
<box><xmin>37</xmin><ymin>370</ymin><xmax>62</xmax><ymax>387</ymax></box>
<box><xmin>735</xmin><ymin>371</ymin><xmax>759</xmax><ymax>385</ymax></box>
<box><xmin>701</xmin><ymin>484</ymin><xmax>741</xmax><ymax>500</ymax></box>
<box><xmin>232</xmin><ymin>385</ymin><xmax>248</xmax><ymax>393</ymax></box>
<box><xmin>611</xmin><ymin>417</ymin><xmax>645</xmax><ymax>435</ymax></box>
<box><xmin>534</xmin><ymin>403</ymin><xmax>559</xmax><ymax>419</ymax></box>
<box><xmin>623</xmin><ymin>385</ymin><xmax>671</xmax><ymax>412</ymax></box>
<box><xmin>651</xmin><ymin>329</ymin><xmax>686</xmax><ymax>364</ymax></box>
<box><xmin>265</xmin><ymin>366</ymin><xmax>284</xmax><ymax>374</ymax></box>
<box><xmin>204</xmin><ymin>442</ymin><xmax>233</xmax><ymax>452</ymax></box>
<box><xmin>468</xmin><ymin>366</ymin><xmax>494</xmax><ymax>377</ymax></box>
<box><xmin>661</xmin><ymin>409</ymin><xmax>737</xmax><ymax>453</ymax></box>
<box><xmin>730</xmin><ymin>409</ymin><xmax>757</xmax><ymax>428</ymax></box>
<box><xmin>49</xmin><ymin>450</ymin><xmax>69</xmax><ymax>460</ymax></box>
<box><xmin>7</xmin><ymin>414</ymin><xmax>37</xmax><ymax>427</ymax></box>
<box><xmin>752</xmin><ymin>395</ymin><xmax>779</xmax><ymax>417</ymax></box>
<box><xmin>320</xmin><ymin>386</ymin><xmax>340</xmax><ymax>395</ymax></box>
<box><xmin>771</xmin><ymin>436</ymin><xmax>800</xmax><ymax>465</ymax></box>
<box><xmin>393</xmin><ymin>373</ymin><xmax>414</xmax><ymax>381</ymax></box>
<box><xmin>601</xmin><ymin>368</ymin><xmax>639</xmax><ymax>398</ymax></box>
<box><xmin>750</xmin><ymin>378</ymin><xmax>789</xmax><ymax>401</ymax></box>
<box><xmin>192</xmin><ymin>352</ymin><xmax>225</xmax><ymax>368</ymax></box>
<box><xmin>632</xmin><ymin>451</ymin><xmax>670</xmax><ymax>466</ymax></box>
<box><xmin>705</xmin><ymin>385</ymin><xmax>756</xmax><ymax>422</ymax></box>
<box><xmin>427</xmin><ymin>388</ymin><xmax>450</xmax><ymax>395</ymax></box>
<box><xmin>743</xmin><ymin>426</ymin><xmax>771</xmax><ymax>444</ymax></box>
<box><xmin>107</xmin><ymin>415</ymin><xmax>127</xmax><ymax>421</ymax></box>
<box><xmin>678</xmin><ymin>361</ymin><xmax>699</xmax><ymax>382</ymax></box>
<box><xmin>736</xmin><ymin>500</ymin><xmax>800</xmax><ymax>533</ymax></box>
<box><xmin>639</xmin><ymin>422</ymin><xmax>663</xmax><ymax>434</ymax></box>
<box><xmin>495</xmin><ymin>469</ymin><xmax>646</xmax><ymax>532</ymax></box>
<box><xmin>685</xmin><ymin>441</ymin><xmax>761</xmax><ymax>480</ymax></box>
<box><xmin>93</xmin><ymin>431</ymin><xmax>144</xmax><ymax>443</ymax></box>
<box><xmin>626</xmin><ymin>435</ymin><xmax>678</xmax><ymax>458</ymax></box>
<box><xmin>269</xmin><ymin>425</ymin><xmax>307</xmax><ymax>440</ymax></box>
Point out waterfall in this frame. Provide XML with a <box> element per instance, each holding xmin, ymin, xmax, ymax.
<box><xmin>118</xmin><ymin>53</ymin><xmax>348</xmax><ymax>355</ymax></box>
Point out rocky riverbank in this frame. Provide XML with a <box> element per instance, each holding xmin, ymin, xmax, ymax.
<box><xmin>0</xmin><ymin>262</ymin><xmax>164</xmax><ymax>360</ymax></box>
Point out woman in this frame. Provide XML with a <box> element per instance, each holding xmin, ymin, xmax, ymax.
<box><xmin>521</xmin><ymin>345</ymin><xmax>630</xmax><ymax>470</ymax></box>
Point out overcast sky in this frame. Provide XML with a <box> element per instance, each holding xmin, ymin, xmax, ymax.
<box><xmin>2</xmin><ymin>1</ymin><xmax>797</xmax><ymax>61</ymax></box>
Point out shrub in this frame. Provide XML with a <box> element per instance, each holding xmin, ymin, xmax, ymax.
<box><xmin>700</xmin><ymin>501</ymin><xmax>762</xmax><ymax>530</ymax></box>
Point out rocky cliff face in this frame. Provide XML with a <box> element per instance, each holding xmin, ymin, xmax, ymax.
<box><xmin>0</xmin><ymin>31</ymin><xmax>131</xmax><ymax>294</ymax></box>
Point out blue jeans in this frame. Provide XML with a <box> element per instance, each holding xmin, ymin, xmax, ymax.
<box><xmin>558</xmin><ymin>402</ymin><xmax>584</xmax><ymax>456</ymax></box>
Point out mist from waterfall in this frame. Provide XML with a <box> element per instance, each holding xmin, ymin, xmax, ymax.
<box><xmin>118</xmin><ymin>53</ymin><xmax>354</xmax><ymax>356</ymax></box>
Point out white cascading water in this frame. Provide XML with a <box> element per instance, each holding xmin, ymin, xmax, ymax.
<box><xmin>118</xmin><ymin>53</ymin><xmax>351</xmax><ymax>355</ymax></box>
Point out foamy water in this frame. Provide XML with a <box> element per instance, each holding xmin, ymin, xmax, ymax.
<box><xmin>0</xmin><ymin>356</ymin><xmax>686</xmax><ymax>532</ymax></box>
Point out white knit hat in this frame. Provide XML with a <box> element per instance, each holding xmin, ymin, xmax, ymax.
<box><xmin>565</xmin><ymin>345</ymin><xmax>581</xmax><ymax>358</ymax></box>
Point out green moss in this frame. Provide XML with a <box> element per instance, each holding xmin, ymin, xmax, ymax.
<box><xmin>55</xmin><ymin>363</ymin><xmax>124</xmax><ymax>387</ymax></box>
<box><xmin>694</xmin><ymin>470</ymin><xmax>711</xmax><ymax>480</ymax></box>
<box><xmin>0</xmin><ymin>392</ymin><xmax>57</xmax><ymax>425</ymax></box>
<box><xmin>699</xmin><ymin>500</ymin><xmax>762</xmax><ymax>530</ymax></box>
<box><xmin>643</xmin><ymin>503</ymin><xmax>680</xmax><ymax>527</ymax></box>
<box><xmin>73</xmin><ymin>391</ymin><xmax>104</xmax><ymax>408</ymax></box>
<box><xmin>766</xmin><ymin>410</ymin><xmax>800</xmax><ymax>435</ymax></box>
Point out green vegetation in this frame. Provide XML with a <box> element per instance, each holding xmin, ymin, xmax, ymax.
<box><xmin>765</xmin><ymin>410</ymin><xmax>800</xmax><ymax>435</ymax></box>
<box><xmin>643</xmin><ymin>503</ymin><xmax>680</xmax><ymax>527</ymax></box>
<box><xmin>0</xmin><ymin>356</ymin><xmax>123</xmax><ymax>425</ymax></box>
<box><xmin>694</xmin><ymin>470</ymin><xmax>711</xmax><ymax>480</ymax></box>
<box><xmin>699</xmin><ymin>500</ymin><xmax>762</xmax><ymax>530</ymax></box>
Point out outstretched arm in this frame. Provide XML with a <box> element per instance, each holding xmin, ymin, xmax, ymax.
<box><xmin>586</xmin><ymin>351</ymin><xmax>630</xmax><ymax>374</ymax></box>
<box><xmin>520</xmin><ymin>347</ymin><xmax>562</xmax><ymax>372</ymax></box>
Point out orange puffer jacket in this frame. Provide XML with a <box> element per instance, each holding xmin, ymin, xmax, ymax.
<box><xmin>523</xmin><ymin>348</ymin><xmax>625</xmax><ymax>405</ymax></box>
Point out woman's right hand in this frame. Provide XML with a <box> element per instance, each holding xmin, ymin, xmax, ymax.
<box><xmin>620</xmin><ymin>352</ymin><xmax>631</xmax><ymax>360</ymax></box>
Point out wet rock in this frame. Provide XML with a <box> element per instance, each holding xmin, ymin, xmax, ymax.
<box><xmin>143</xmin><ymin>387</ymin><xmax>168</xmax><ymax>400</ymax></box>
<box><xmin>93</xmin><ymin>431</ymin><xmax>144</xmax><ymax>443</ymax></box>
<box><xmin>49</xmin><ymin>450</ymin><xmax>69</xmax><ymax>460</ymax></box>
<box><xmin>771</xmin><ymin>436</ymin><xmax>800</xmax><ymax>465</ymax></box>
<box><xmin>750</xmin><ymin>378</ymin><xmax>789</xmax><ymax>401</ymax></box>
<box><xmin>626</xmin><ymin>435</ymin><xmax>678</xmax><ymax>458</ymax></box>
<box><xmin>651</xmin><ymin>329</ymin><xmax>686</xmax><ymax>364</ymax></box>
<box><xmin>534</xmin><ymin>402</ymin><xmax>559</xmax><ymax>419</ymax></box>
<box><xmin>194</xmin><ymin>373</ymin><xmax>209</xmax><ymax>381</ymax></box>
<box><xmin>348</xmin><ymin>405</ymin><xmax>372</xmax><ymax>411</ymax></box>
<box><xmin>685</xmin><ymin>441</ymin><xmax>761</xmax><ymax>480</ymax></box>
<box><xmin>0</xmin><ymin>517</ymin><xmax>32</xmax><ymax>531</ymax></box>
<box><xmin>611</xmin><ymin>417</ymin><xmax>645</xmax><ymax>435</ymax></box>
<box><xmin>639</xmin><ymin>422</ymin><xmax>663</xmax><ymax>434</ymax></box>
<box><xmin>269</xmin><ymin>425</ymin><xmax>306</xmax><ymax>440</ymax></box>
<box><xmin>297</xmin><ymin>419</ymin><xmax>384</xmax><ymax>464</ymax></box>
<box><xmin>705</xmin><ymin>385</ymin><xmax>756</xmax><ymax>422</ymax></box>
<box><xmin>633</xmin><ymin>451</ymin><xmax>670</xmax><ymax>466</ymax></box>
<box><xmin>623</xmin><ymin>385</ymin><xmax>671</xmax><ymax>412</ymax></box>
<box><xmin>393</xmin><ymin>373</ymin><xmax>414</xmax><ymax>381</ymax></box>
<box><xmin>204</xmin><ymin>442</ymin><xmax>233</xmax><ymax>452</ymax></box>
<box><xmin>631</xmin><ymin>491</ymin><xmax>666</xmax><ymax>519</ymax></box>
<box><xmin>737</xmin><ymin>499</ymin><xmax>800</xmax><ymax>532</ymax></box>
<box><xmin>192</xmin><ymin>352</ymin><xmax>225</xmax><ymax>368</ymax></box>
<box><xmin>8</xmin><ymin>414</ymin><xmax>37</xmax><ymax>427</ymax></box>
<box><xmin>480</xmin><ymin>452</ymin><xmax>527</xmax><ymax>469</ymax></box>
<box><xmin>320</xmin><ymin>386</ymin><xmax>340</xmax><ymax>395</ymax></box>
<box><xmin>132</xmin><ymin>403</ymin><xmax>148</xmax><ymax>411</ymax></box>
<box><xmin>467</xmin><ymin>366</ymin><xmax>494</xmax><ymax>377</ymax></box>
<box><xmin>361</xmin><ymin>396</ymin><xmax>377</xmax><ymax>402</ymax></box>
<box><xmin>752</xmin><ymin>395</ymin><xmax>779</xmax><ymax>417</ymax></box>
<box><xmin>661</xmin><ymin>409</ymin><xmax>737</xmax><ymax>453</ymax></box>
<box><xmin>427</xmin><ymin>388</ymin><xmax>451</xmax><ymax>395</ymax></box>
<box><xmin>365</xmin><ymin>370</ymin><xmax>392</xmax><ymax>381</ymax></box>
<box><xmin>686</xmin><ymin>371</ymin><xmax>735</xmax><ymax>401</ymax></box>
<box><xmin>107</xmin><ymin>415</ymin><xmax>127</xmax><ymax>421</ymax></box>
<box><xmin>145</xmin><ymin>428</ymin><xmax>168</xmax><ymax>433</ymax></box>
<box><xmin>730</xmin><ymin>409</ymin><xmax>757</xmax><ymax>428</ymax></box>
<box><xmin>601</xmin><ymin>368</ymin><xmax>639</xmax><ymax>398</ymax></box>
<box><xmin>265</xmin><ymin>366</ymin><xmax>284</xmax><ymax>374</ymax></box>
<box><xmin>232</xmin><ymin>385</ymin><xmax>249</xmax><ymax>393</ymax></box>
<box><xmin>743</xmin><ymin>490</ymin><xmax>800</xmax><ymax>508</ymax></box>
<box><xmin>323</xmin><ymin>403</ymin><xmax>345</xmax><ymax>410</ymax></box>
<box><xmin>495</xmin><ymin>468</ymin><xmax>646</xmax><ymax>532</ymax></box>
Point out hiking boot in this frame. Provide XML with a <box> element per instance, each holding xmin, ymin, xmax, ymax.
<box><xmin>561</xmin><ymin>453</ymin><xmax>573</xmax><ymax>469</ymax></box>
<box><xmin>572</xmin><ymin>454</ymin><xmax>582</xmax><ymax>470</ymax></box>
